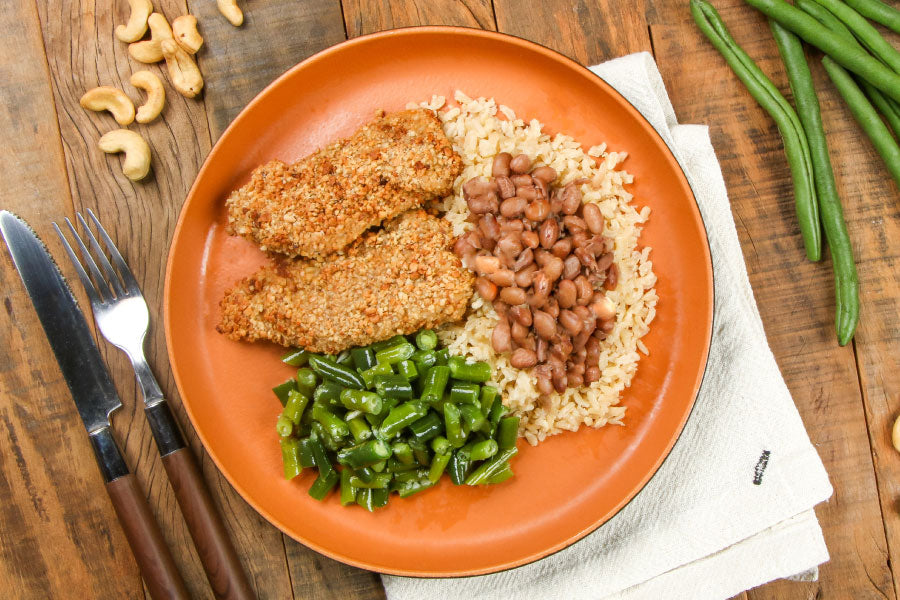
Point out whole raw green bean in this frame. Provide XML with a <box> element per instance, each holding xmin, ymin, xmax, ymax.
<box><xmin>374</xmin><ymin>341</ymin><xmax>416</xmax><ymax>365</ymax></box>
<box><xmin>811</xmin><ymin>0</ymin><xmax>900</xmax><ymax>73</ymax></box>
<box><xmin>844</xmin><ymin>0</ymin><xmax>900</xmax><ymax>35</ymax></box>
<box><xmin>448</xmin><ymin>356</ymin><xmax>492</xmax><ymax>383</ymax></box>
<box><xmin>280</xmin><ymin>437</ymin><xmax>302</xmax><ymax>480</ymax></box>
<box><xmin>861</xmin><ymin>80</ymin><xmax>900</xmax><ymax>138</ymax></box>
<box><xmin>308</xmin><ymin>469</ymin><xmax>339</xmax><ymax>500</ymax></box>
<box><xmin>823</xmin><ymin>57</ymin><xmax>900</xmax><ymax>186</ymax></box>
<box><xmin>309</xmin><ymin>355</ymin><xmax>365</xmax><ymax>389</ymax></box>
<box><xmin>770</xmin><ymin>21</ymin><xmax>860</xmax><ymax>345</ymax></box>
<box><xmin>465</xmin><ymin>448</ymin><xmax>518</xmax><ymax>485</ymax></box>
<box><xmin>497</xmin><ymin>416</ymin><xmax>520</xmax><ymax>450</ymax></box>
<box><xmin>744</xmin><ymin>0</ymin><xmax>900</xmax><ymax>102</ymax></box>
<box><xmin>336</xmin><ymin>439</ymin><xmax>392</xmax><ymax>468</ymax></box>
<box><xmin>379</xmin><ymin>401</ymin><xmax>428</xmax><ymax>438</ymax></box>
<box><xmin>415</xmin><ymin>329</ymin><xmax>438</xmax><ymax>351</ymax></box>
<box><xmin>692</xmin><ymin>0</ymin><xmax>821</xmax><ymax>261</ymax></box>
<box><xmin>340</xmin><ymin>388</ymin><xmax>383</xmax><ymax>414</ymax></box>
<box><xmin>281</xmin><ymin>348</ymin><xmax>310</xmax><ymax>367</ymax></box>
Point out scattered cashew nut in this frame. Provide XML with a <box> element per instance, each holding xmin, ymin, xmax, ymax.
<box><xmin>115</xmin><ymin>0</ymin><xmax>153</xmax><ymax>43</ymax></box>
<box><xmin>892</xmin><ymin>414</ymin><xmax>900</xmax><ymax>453</ymax></box>
<box><xmin>217</xmin><ymin>0</ymin><xmax>243</xmax><ymax>26</ymax></box>
<box><xmin>172</xmin><ymin>15</ymin><xmax>203</xmax><ymax>54</ymax></box>
<box><xmin>127</xmin><ymin>12</ymin><xmax>172</xmax><ymax>64</ymax></box>
<box><xmin>98</xmin><ymin>129</ymin><xmax>151</xmax><ymax>181</ymax></box>
<box><xmin>161</xmin><ymin>39</ymin><xmax>203</xmax><ymax>98</ymax></box>
<box><xmin>130</xmin><ymin>71</ymin><xmax>165</xmax><ymax>123</ymax></box>
<box><xmin>80</xmin><ymin>87</ymin><xmax>136</xmax><ymax>126</ymax></box>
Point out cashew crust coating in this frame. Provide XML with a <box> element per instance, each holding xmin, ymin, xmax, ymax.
<box><xmin>115</xmin><ymin>0</ymin><xmax>153</xmax><ymax>43</ymax></box>
<box><xmin>161</xmin><ymin>39</ymin><xmax>203</xmax><ymax>98</ymax></box>
<box><xmin>98</xmin><ymin>129</ymin><xmax>151</xmax><ymax>181</ymax></box>
<box><xmin>80</xmin><ymin>87</ymin><xmax>136</xmax><ymax>126</ymax></box>
<box><xmin>217</xmin><ymin>0</ymin><xmax>243</xmax><ymax>26</ymax></box>
<box><xmin>130</xmin><ymin>71</ymin><xmax>165</xmax><ymax>123</ymax></box>
<box><xmin>128</xmin><ymin>12</ymin><xmax>172</xmax><ymax>63</ymax></box>
<box><xmin>172</xmin><ymin>15</ymin><xmax>203</xmax><ymax>54</ymax></box>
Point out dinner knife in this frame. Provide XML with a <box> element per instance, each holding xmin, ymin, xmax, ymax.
<box><xmin>0</xmin><ymin>211</ymin><xmax>189</xmax><ymax>600</ymax></box>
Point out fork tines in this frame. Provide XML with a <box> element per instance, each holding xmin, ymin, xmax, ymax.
<box><xmin>53</xmin><ymin>209</ymin><xmax>140</xmax><ymax>306</ymax></box>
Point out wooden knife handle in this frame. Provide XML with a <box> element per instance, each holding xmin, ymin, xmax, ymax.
<box><xmin>148</xmin><ymin>401</ymin><xmax>255</xmax><ymax>600</ymax></box>
<box><xmin>106</xmin><ymin>474</ymin><xmax>190</xmax><ymax>600</ymax></box>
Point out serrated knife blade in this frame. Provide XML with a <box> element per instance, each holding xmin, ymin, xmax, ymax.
<box><xmin>0</xmin><ymin>210</ymin><xmax>121</xmax><ymax>433</ymax></box>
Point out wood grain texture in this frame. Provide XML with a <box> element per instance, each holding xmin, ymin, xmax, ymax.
<box><xmin>649</xmin><ymin>6</ymin><xmax>894</xmax><ymax>598</ymax></box>
<box><xmin>342</xmin><ymin>0</ymin><xmax>495</xmax><ymax>37</ymax></box>
<box><xmin>494</xmin><ymin>0</ymin><xmax>651</xmax><ymax>65</ymax></box>
<box><xmin>185</xmin><ymin>0</ymin><xmax>348</xmax><ymax>139</ymax></box>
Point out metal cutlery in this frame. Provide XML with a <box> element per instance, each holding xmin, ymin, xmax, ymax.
<box><xmin>0</xmin><ymin>210</ymin><xmax>190</xmax><ymax>600</ymax></box>
<box><xmin>55</xmin><ymin>209</ymin><xmax>255</xmax><ymax>600</ymax></box>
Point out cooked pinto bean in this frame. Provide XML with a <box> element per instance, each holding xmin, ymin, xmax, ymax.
<box><xmin>531</xmin><ymin>165</ymin><xmax>558</xmax><ymax>183</ymax></box>
<box><xmin>510</xmin><ymin>305</ymin><xmax>532</xmax><ymax>327</ymax></box>
<box><xmin>510</xmin><ymin>174</ymin><xmax>533</xmax><ymax>187</ymax></box>
<box><xmin>527</xmin><ymin>290</ymin><xmax>548</xmax><ymax>309</ymax></box>
<box><xmin>510</xmin><ymin>153</ymin><xmax>532</xmax><ymax>174</ymax></box>
<box><xmin>499</xmin><ymin>286</ymin><xmax>527</xmax><ymax>305</ymax></box>
<box><xmin>524</xmin><ymin>198</ymin><xmax>550</xmax><ymax>222</ymax></box>
<box><xmin>510</xmin><ymin>348</ymin><xmax>537</xmax><ymax>368</ymax></box>
<box><xmin>511</xmin><ymin>321</ymin><xmax>530</xmax><ymax>345</ymax></box>
<box><xmin>571</xmin><ymin>230</ymin><xmax>590</xmax><ymax>248</ymax></box>
<box><xmin>533</xmin><ymin>310</ymin><xmax>556</xmax><ymax>340</ymax></box>
<box><xmin>467</xmin><ymin>193</ymin><xmax>499</xmax><ymax>214</ymax></box>
<box><xmin>557</xmin><ymin>279</ymin><xmax>577</xmax><ymax>308</ymax></box>
<box><xmin>584</xmin><ymin>366</ymin><xmax>600</xmax><ymax>384</ymax></box>
<box><xmin>521</xmin><ymin>230</ymin><xmax>540</xmax><ymax>249</ymax></box>
<box><xmin>515</xmin><ymin>263</ymin><xmax>537</xmax><ymax>287</ymax></box>
<box><xmin>559</xmin><ymin>309</ymin><xmax>582</xmax><ymax>335</ymax></box>
<box><xmin>488</xmin><ymin>268</ymin><xmax>515</xmax><ymax>287</ymax></box>
<box><xmin>534</xmin><ymin>178</ymin><xmax>549</xmax><ymax>199</ymax></box>
<box><xmin>567</xmin><ymin>373</ymin><xmax>584</xmax><ymax>388</ymax></box>
<box><xmin>563</xmin><ymin>255</ymin><xmax>581</xmax><ymax>279</ymax></box>
<box><xmin>453</xmin><ymin>236</ymin><xmax>475</xmax><ymax>257</ymax></box>
<box><xmin>536</xmin><ymin>337</ymin><xmax>548</xmax><ymax>363</ymax></box>
<box><xmin>532</xmin><ymin>270</ymin><xmax>550</xmax><ymax>298</ymax></box>
<box><xmin>560</xmin><ymin>183</ymin><xmax>582</xmax><ymax>214</ymax></box>
<box><xmin>574</xmin><ymin>275</ymin><xmax>593</xmax><ymax>305</ymax></box>
<box><xmin>582</xmin><ymin>202</ymin><xmax>604</xmax><ymax>234</ymax></box>
<box><xmin>595</xmin><ymin>252</ymin><xmax>614</xmax><ymax>271</ymax></box>
<box><xmin>475</xmin><ymin>277</ymin><xmax>498</xmax><ymax>301</ymax></box>
<box><xmin>496</xmin><ymin>234</ymin><xmax>523</xmax><ymax>257</ymax></box>
<box><xmin>500</xmin><ymin>196</ymin><xmax>527</xmax><ymax>217</ymax></box>
<box><xmin>516</xmin><ymin>185</ymin><xmax>539</xmax><ymax>201</ymax></box>
<box><xmin>513</xmin><ymin>247</ymin><xmax>534</xmax><ymax>272</ymax></box>
<box><xmin>492</xmin><ymin>319</ymin><xmax>512</xmax><ymax>353</ymax></box>
<box><xmin>562</xmin><ymin>215</ymin><xmax>587</xmax><ymax>232</ymax></box>
<box><xmin>551</xmin><ymin>237</ymin><xmax>573</xmax><ymax>258</ymax></box>
<box><xmin>533</xmin><ymin>249</ymin><xmax>552</xmax><ymax>268</ymax></box>
<box><xmin>474</xmin><ymin>255</ymin><xmax>501</xmax><ymax>275</ymax></box>
<box><xmin>590</xmin><ymin>295</ymin><xmax>616</xmax><ymax>321</ymax></box>
<box><xmin>543</xmin><ymin>256</ymin><xmax>564</xmax><ymax>282</ymax></box>
<box><xmin>539</xmin><ymin>219</ymin><xmax>560</xmax><ymax>248</ymax></box>
<box><xmin>575</xmin><ymin>246</ymin><xmax>597</xmax><ymax>270</ymax></box>
<box><xmin>585</xmin><ymin>336</ymin><xmax>600</xmax><ymax>364</ymax></box>
<box><xmin>500</xmin><ymin>219</ymin><xmax>524</xmax><ymax>233</ymax></box>
<box><xmin>463</xmin><ymin>177</ymin><xmax>499</xmax><ymax>197</ymax></box>
<box><xmin>479</xmin><ymin>213</ymin><xmax>500</xmax><ymax>240</ymax></box>
<box><xmin>600</xmin><ymin>318</ymin><xmax>615</xmax><ymax>333</ymax></box>
<box><xmin>492</xmin><ymin>152</ymin><xmax>512</xmax><ymax>178</ymax></box>
<box><xmin>604</xmin><ymin>263</ymin><xmax>619</xmax><ymax>290</ymax></box>
<box><xmin>545</xmin><ymin>297</ymin><xmax>560</xmax><ymax>318</ymax></box>
<box><xmin>496</xmin><ymin>176</ymin><xmax>516</xmax><ymax>199</ymax></box>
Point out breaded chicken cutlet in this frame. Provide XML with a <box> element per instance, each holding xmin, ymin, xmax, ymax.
<box><xmin>225</xmin><ymin>108</ymin><xmax>462</xmax><ymax>258</ymax></box>
<box><xmin>217</xmin><ymin>210</ymin><xmax>474</xmax><ymax>354</ymax></box>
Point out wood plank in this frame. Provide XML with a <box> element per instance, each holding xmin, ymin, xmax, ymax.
<box><xmin>184</xmin><ymin>1</ymin><xmax>386</xmax><ymax>598</ymax></box>
<box><xmin>0</xmin><ymin>1</ymin><xmax>144</xmax><ymax>597</ymax></box>
<box><xmin>648</xmin><ymin>4</ymin><xmax>894</xmax><ymax>596</ymax></box>
<box><xmin>493</xmin><ymin>0</ymin><xmax>651</xmax><ymax>65</ymax></box>
<box><xmin>186</xmin><ymin>0</ymin><xmax>348</xmax><ymax>138</ymax></box>
<box><xmin>342</xmin><ymin>0</ymin><xmax>495</xmax><ymax>37</ymax></box>
<box><xmin>30</xmin><ymin>0</ymin><xmax>295</xmax><ymax>597</ymax></box>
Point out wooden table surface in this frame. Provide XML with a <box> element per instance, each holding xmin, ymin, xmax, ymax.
<box><xmin>2</xmin><ymin>0</ymin><xmax>898</xmax><ymax>598</ymax></box>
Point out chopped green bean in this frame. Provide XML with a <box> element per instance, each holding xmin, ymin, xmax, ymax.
<box><xmin>309</xmin><ymin>355</ymin><xmax>365</xmax><ymax>389</ymax></box>
<box><xmin>480</xmin><ymin>385</ymin><xmax>499</xmax><ymax>418</ymax></box>
<box><xmin>372</xmin><ymin>488</ymin><xmax>389</xmax><ymax>508</ymax></box>
<box><xmin>272</xmin><ymin>379</ymin><xmax>296</xmax><ymax>407</ymax></box>
<box><xmin>459</xmin><ymin>404</ymin><xmax>487</xmax><ymax>434</ymax></box>
<box><xmin>484</xmin><ymin>463</ymin><xmax>514</xmax><ymax>484</ymax></box>
<box><xmin>275</xmin><ymin>414</ymin><xmax>294</xmax><ymax>438</ymax></box>
<box><xmin>375</xmin><ymin>341</ymin><xmax>416</xmax><ymax>365</ymax></box>
<box><xmin>295</xmin><ymin>368</ymin><xmax>318</xmax><ymax>396</ymax></box>
<box><xmin>465</xmin><ymin>448</ymin><xmax>518</xmax><ymax>485</ymax></box>
<box><xmin>374</xmin><ymin>374</ymin><xmax>414</xmax><ymax>399</ymax></box>
<box><xmin>283</xmin><ymin>389</ymin><xmax>309</xmax><ymax>425</ymax></box>
<box><xmin>311</xmin><ymin>404</ymin><xmax>350</xmax><ymax>440</ymax></box>
<box><xmin>449</xmin><ymin>381</ymin><xmax>480</xmax><ymax>405</ymax></box>
<box><xmin>308</xmin><ymin>469</ymin><xmax>339</xmax><ymax>500</ymax></box>
<box><xmin>350</xmin><ymin>347</ymin><xmax>376</xmax><ymax>371</ymax></box>
<box><xmin>308</xmin><ymin>434</ymin><xmax>334</xmax><ymax>479</ymax></box>
<box><xmin>391</xmin><ymin>441</ymin><xmax>415</xmax><ymax>465</ymax></box>
<box><xmin>393</xmin><ymin>468</ymin><xmax>428</xmax><ymax>483</ymax></box>
<box><xmin>370</xmin><ymin>335</ymin><xmax>407</xmax><ymax>353</ymax></box>
<box><xmin>336</xmin><ymin>350</ymin><xmax>354</xmax><ymax>366</ymax></box>
<box><xmin>428</xmin><ymin>452</ymin><xmax>452</xmax><ymax>483</ymax></box>
<box><xmin>431</xmin><ymin>436</ymin><xmax>452</xmax><ymax>455</ymax></box>
<box><xmin>409</xmin><ymin>439</ymin><xmax>431</xmax><ymax>466</ymax></box>
<box><xmin>396</xmin><ymin>477</ymin><xmax>435</xmax><ymax>498</ymax></box>
<box><xmin>357</xmin><ymin>488</ymin><xmax>376</xmax><ymax>511</ymax></box>
<box><xmin>434</xmin><ymin>348</ymin><xmax>450</xmax><ymax>366</ymax></box>
<box><xmin>415</xmin><ymin>329</ymin><xmax>438</xmax><ymax>351</ymax></box>
<box><xmin>297</xmin><ymin>438</ymin><xmax>316</xmax><ymax>468</ymax></box>
<box><xmin>379</xmin><ymin>401</ymin><xmax>428</xmax><ymax>438</ymax></box>
<box><xmin>339</xmin><ymin>388</ymin><xmax>383</xmax><ymax>414</ymax></box>
<box><xmin>349</xmin><ymin>473</ymin><xmax>392</xmax><ymax>488</ymax></box>
<box><xmin>336</xmin><ymin>439</ymin><xmax>392</xmax><ymax>468</ymax></box>
<box><xmin>340</xmin><ymin>469</ymin><xmax>357</xmax><ymax>506</ymax></box>
<box><xmin>411</xmin><ymin>349</ymin><xmax>438</xmax><ymax>371</ymax></box>
<box><xmin>488</xmin><ymin>397</ymin><xmax>507</xmax><ymax>437</ymax></box>
<box><xmin>280</xmin><ymin>437</ymin><xmax>302</xmax><ymax>480</ymax></box>
<box><xmin>371</xmin><ymin>460</ymin><xmax>387</xmax><ymax>473</ymax></box>
<box><xmin>313</xmin><ymin>381</ymin><xmax>344</xmax><ymax>406</ymax></box>
<box><xmin>443</xmin><ymin>403</ymin><xmax>466</xmax><ymax>448</ymax></box>
<box><xmin>310</xmin><ymin>421</ymin><xmax>341</xmax><ymax>452</ymax></box>
<box><xmin>448</xmin><ymin>356</ymin><xmax>492</xmax><ymax>383</ymax></box>
<box><xmin>397</xmin><ymin>360</ymin><xmax>419</xmax><ymax>381</ymax></box>
<box><xmin>387</xmin><ymin>457</ymin><xmax>419</xmax><ymax>472</ymax></box>
<box><xmin>348</xmin><ymin>417</ymin><xmax>372</xmax><ymax>443</ymax></box>
<box><xmin>421</xmin><ymin>365</ymin><xmax>451</xmax><ymax>403</ymax></box>
<box><xmin>447</xmin><ymin>451</ymin><xmax>471</xmax><ymax>485</ymax></box>
<box><xmin>497</xmin><ymin>416</ymin><xmax>520</xmax><ymax>450</ymax></box>
<box><xmin>408</xmin><ymin>412</ymin><xmax>443</xmax><ymax>443</ymax></box>
<box><xmin>360</xmin><ymin>362</ymin><xmax>393</xmax><ymax>388</ymax></box>
<box><xmin>467</xmin><ymin>439</ymin><xmax>498</xmax><ymax>461</ymax></box>
<box><xmin>354</xmin><ymin>466</ymin><xmax>375</xmax><ymax>483</ymax></box>
<box><xmin>281</xmin><ymin>348</ymin><xmax>310</xmax><ymax>367</ymax></box>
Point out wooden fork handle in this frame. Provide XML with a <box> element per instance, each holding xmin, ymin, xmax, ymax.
<box><xmin>147</xmin><ymin>401</ymin><xmax>256</xmax><ymax>600</ymax></box>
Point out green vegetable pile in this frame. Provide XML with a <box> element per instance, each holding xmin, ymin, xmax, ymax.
<box><xmin>691</xmin><ymin>0</ymin><xmax>900</xmax><ymax>345</ymax></box>
<box><xmin>272</xmin><ymin>329</ymin><xmax>519</xmax><ymax>510</ymax></box>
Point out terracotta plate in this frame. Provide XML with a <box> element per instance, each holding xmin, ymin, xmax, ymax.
<box><xmin>164</xmin><ymin>27</ymin><xmax>713</xmax><ymax>577</ymax></box>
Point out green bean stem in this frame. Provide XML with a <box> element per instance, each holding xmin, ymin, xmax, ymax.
<box><xmin>770</xmin><ymin>21</ymin><xmax>859</xmax><ymax>345</ymax></box>
<box><xmin>744</xmin><ymin>0</ymin><xmax>900</xmax><ymax>102</ymax></box>
<box><xmin>692</xmin><ymin>0</ymin><xmax>821</xmax><ymax>260</ymax></box>
<box><xmin>811</xmin><ymin>0</ymin><xmax>900</xmax><ymax>73</ymax></box>
<box><xmin>843</xmin><ymin>0</ymin><xmax>900</xmax><ymax>35</ymax></box>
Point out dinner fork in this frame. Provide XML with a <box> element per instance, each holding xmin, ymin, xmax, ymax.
<box><xmin>55</xmin><ymin>209</ymin><xmax>255</xmax><ymax>600</ymax></box>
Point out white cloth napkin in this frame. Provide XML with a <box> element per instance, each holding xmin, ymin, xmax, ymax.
<box><xmin>382</xmin><ymin>52</ymin><xmax>833</xmax><ymax>600</ymax></box>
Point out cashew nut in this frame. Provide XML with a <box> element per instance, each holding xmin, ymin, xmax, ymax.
<box><xmin>127</xmin><ymin>12</ymin><xmax>172</xmax><ymax>64</ymax></box>
<box><xmin>130</xmin><ymin>71</ymin><xmax>165</xmax><ymax>123</ymax></box>
<box><xmin>161</xmin><ymin>39</ymin><xmax>203</xmax><ymax>98</ymax></box>
<box><xmin>115</xmin><ymin>0</ymin><xmax>153</xmax><ymax>43</ymax></box>
<box><xmin>80</xmin><ymin>87</ymin><xmax>136</xmax><ymax>126</ymax></box>
<box><xmin>217</xmin><ymin>0</ymin><xmax>243</xmax><ymax>26</ymax></box>
<box><xmin>172</xmin><ymin>15</ymin><xmax>203</xmax><ymax>54</ymax></box>
<box><xmin>98</xmin><ymin>129</ymin><xmax>151</xmax><ymax>181</ymax></box>
<box><xmin>893</xmin><ymin>414</ymin><xmax>900</xmax><ymax>453</ymax></box>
